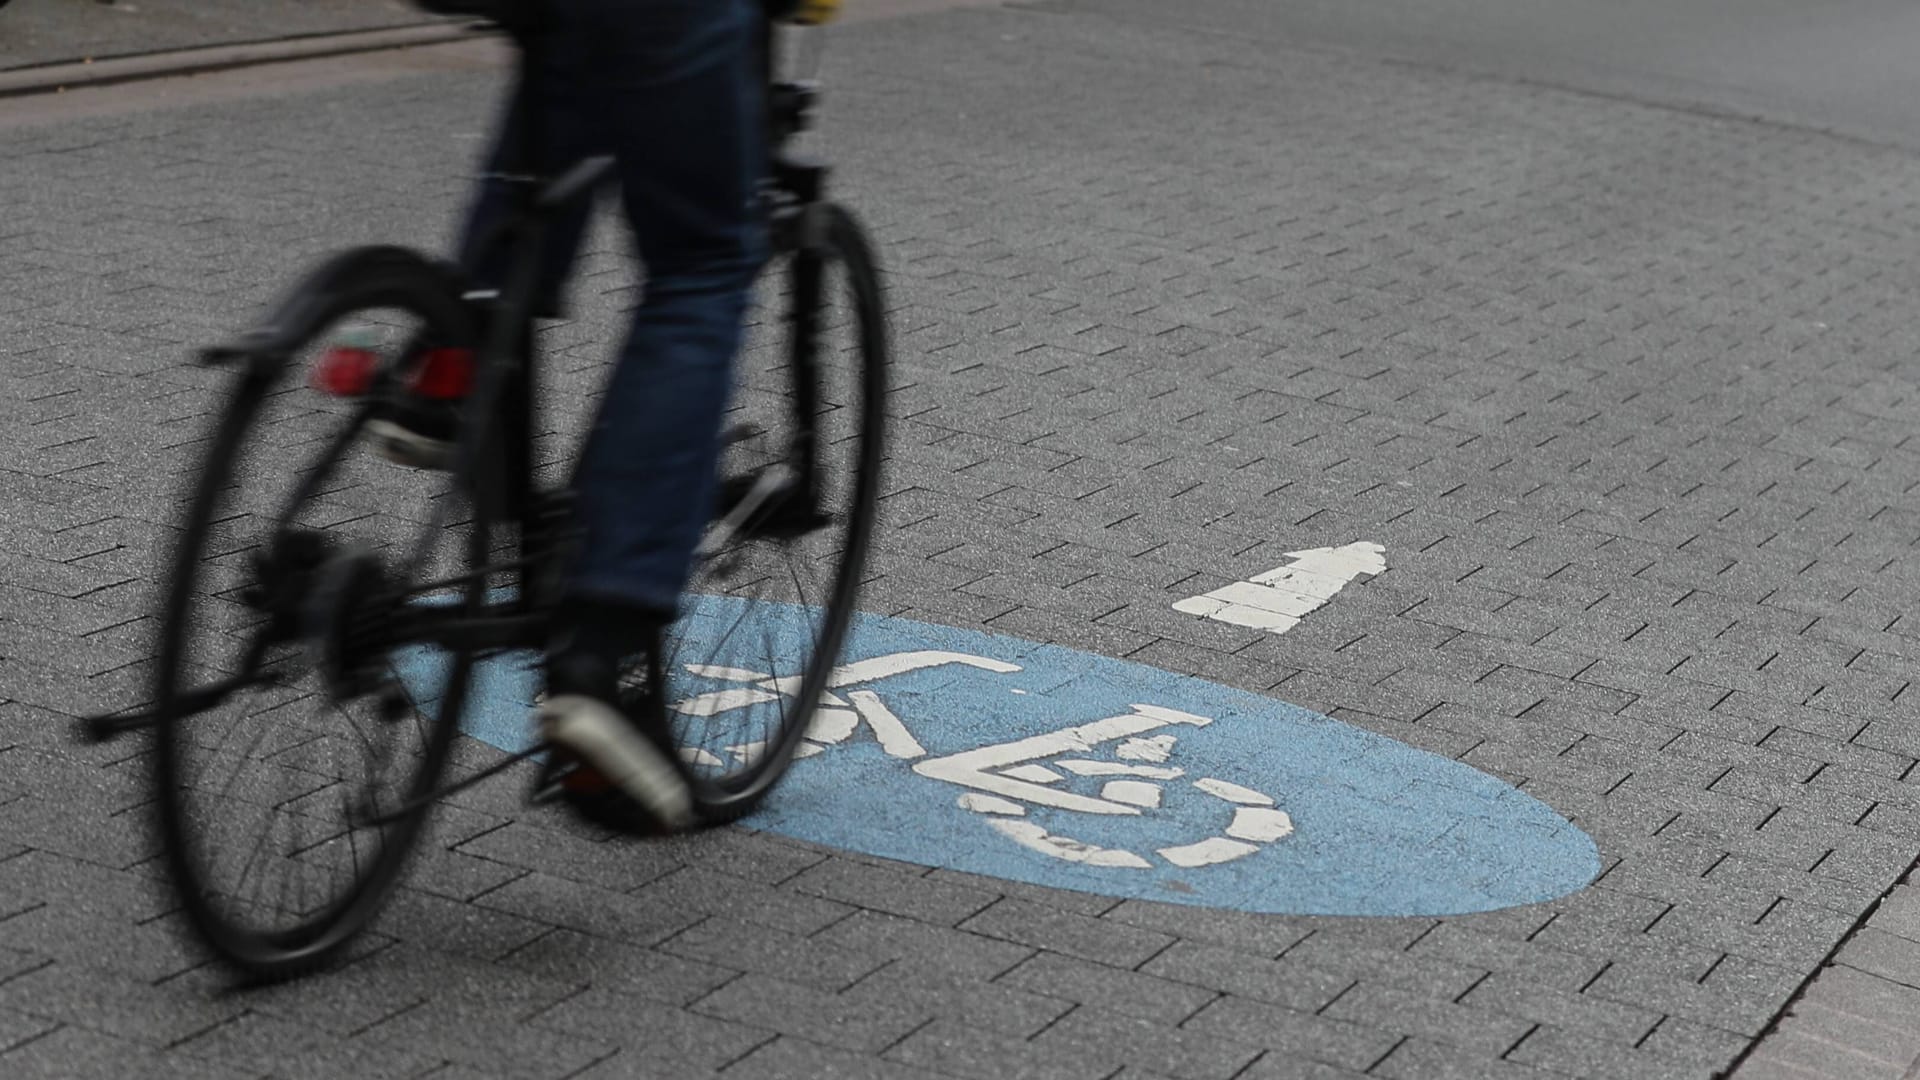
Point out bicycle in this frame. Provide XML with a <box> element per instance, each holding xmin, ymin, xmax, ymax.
<box><xmin>82</xmin><ymin>0</ymin><xmax>888</xmax><ymax>980</ymax></box>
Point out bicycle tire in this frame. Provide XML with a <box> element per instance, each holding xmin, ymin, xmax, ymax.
<box><xmin>153</xmin><ymin>249</ymin><xmax>488</xmax><ymax>979</ymax></box>
<box><xmin>661</xmin><ymin>202</ymin><xmax>889</xmax><ymax>823</ymax></box>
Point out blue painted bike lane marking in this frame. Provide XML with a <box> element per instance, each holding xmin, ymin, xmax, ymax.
<box><xmin>398</xmin><ymin>601</ymin><xmax>1599</xmax><ymax>917</ymax></box>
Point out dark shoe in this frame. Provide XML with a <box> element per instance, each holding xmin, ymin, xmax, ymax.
<box><xmin>539</xmin><ymin>635</ymin><xmax>695</xmax><ymax>833</ymax></box>
<box><xmin>712</xmin><ymin>469</ymin><xmax>829</xmax><ymax>540</ymax></box>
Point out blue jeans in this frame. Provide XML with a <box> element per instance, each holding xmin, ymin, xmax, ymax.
<box><xmin>458</xmin><ymin>0</ymin><xmax>766</xmax><ymax>614</ymax></box>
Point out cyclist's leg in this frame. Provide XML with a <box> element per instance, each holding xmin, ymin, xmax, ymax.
<box><xmin>354</xmin><ymin>22</ymin><xmax>607</xmax><ymax>460</ymax></box>
<box><xmin>536</xmin><ymin>0</ymin><xmax>765</xmax><ymax>827</ymax></box>
<box><xmin>564</xmin><ymin>0</ymin><xmax>766</xmax><ymax>617</ymax></box>
<box><xmin>453</xmin><ymin>22</ymin><xmax>605</xmax><ymax>317</ymax></box>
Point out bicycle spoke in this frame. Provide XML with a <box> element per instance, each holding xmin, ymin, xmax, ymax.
<box><xmin>153</xmin><ymin>284</ymin><xmax>487</xmax><ymax>976</ymax></box>
<box><xmin>664</xmin><ymin>204</ymin><xmax>884</xmax><ymax>817</ymax></box>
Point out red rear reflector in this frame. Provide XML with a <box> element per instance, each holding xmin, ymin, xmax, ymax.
<box><xmin>411</xmin><ymin>347</ymin><xmax>476</xmax><ymax>400</ymax></box>
<box><xmin>310</xmin><ymin>348</ymin><xmax>379</xmax><ymax>397</ymax></box>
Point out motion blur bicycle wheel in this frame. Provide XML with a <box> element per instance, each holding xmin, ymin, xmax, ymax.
<box><xmin>151</xmin><ymin>251</ymin><xmax>489</xmax><ymax>978</ymax></box>
<box><xmin>654</xmin><ymin>203</ymin><xmax>888</xmax><ymax>823</ymax></box>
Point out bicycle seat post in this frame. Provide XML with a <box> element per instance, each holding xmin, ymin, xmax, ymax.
<box><xmin>462</xmin><ymin>6</ymin><xmax>555</xmax><ymax>546</ymax></box>
<box><xmin>497</xmin><ymin>10</ymin><xmax>551</xmax><ymax>210</ymax></box>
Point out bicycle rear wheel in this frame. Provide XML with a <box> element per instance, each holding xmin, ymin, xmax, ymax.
<box><xmin>658</xmin><ymin>203</ymin><xmax>888</xmax><ymax>822</ymax></box>
<box><xmin>151</xmin><ymin>251</ymin><xmax>489</xmax><ymax>978</ymax></box>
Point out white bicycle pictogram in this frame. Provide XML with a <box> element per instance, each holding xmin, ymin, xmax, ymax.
<box><xmin>672</xmin><ymin>649</ymin><xmax>1295</xmax><ymax>871</ymax></box>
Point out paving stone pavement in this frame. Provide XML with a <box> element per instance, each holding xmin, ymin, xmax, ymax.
<box><xmin>0</xmin><ymin>0</ymin><xmax>438</xmax><ymax>71</ymax></box>
<box><xmin>1730</xmin><ymin>880</ymin><xmax>1920</xmax><ymax>1079</ymax></box>
<box><xmin>5</xmin><ymin>1</ymin><xmax>1920</xmax><ymax>1077</ymax></box>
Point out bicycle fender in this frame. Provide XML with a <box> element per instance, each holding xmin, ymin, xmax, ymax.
<box><xmin>200</xmin><ymin>246</ymin><xmax>473</xmax><ymax>379</ymax></box>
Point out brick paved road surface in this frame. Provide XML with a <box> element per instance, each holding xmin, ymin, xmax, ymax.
<box><xmin>6</xmin><ymin>1</ymin><xmax>1920</xmax><ymax>1077</ymax></box>
<box><xmin>1734</xmin><ymin>883</ymin><xmax>1920</xmax><ymax>1079</ymax></box>
<box><xmin>0</xmin><ymin>0</ymin><xmax>438</xmax><ymax>71</ymax></box>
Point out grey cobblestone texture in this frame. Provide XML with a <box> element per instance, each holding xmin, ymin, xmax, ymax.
<box><xmin>3</xmin><ymin>0</ymin><xmax>1920</xmax><ymax>1077</ymax></box>
<box><xmin>1732</xmin><ymin>880</ymin><xmax>1920</xmax><ymax>1079</ymax></box>
<box><xmin>0</xmin><ymin>1</ymin><xmax>443</xmax><ymax>73</ymax></box>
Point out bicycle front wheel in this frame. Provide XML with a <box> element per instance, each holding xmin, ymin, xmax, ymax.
<box><xmin>151</xmin><ymin>251</ymin><xmax>489</xmax><ymax>978</ymax></box>
<box><xmin>661</xmin><ymin>202</ymin><xmax>889</xmax><ymax>822</ymax></box>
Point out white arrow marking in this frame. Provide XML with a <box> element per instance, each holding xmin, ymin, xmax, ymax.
<box><xmin>1173</xmin><ymin>541</ymin><xmax>1385</xmax><ymax>634</ymax></box>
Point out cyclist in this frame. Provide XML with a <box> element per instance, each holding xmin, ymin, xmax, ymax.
<box><xmin>321</xmin><ymin>0</ymin><xmax>835</xmax><ymax>830</ymax></box>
